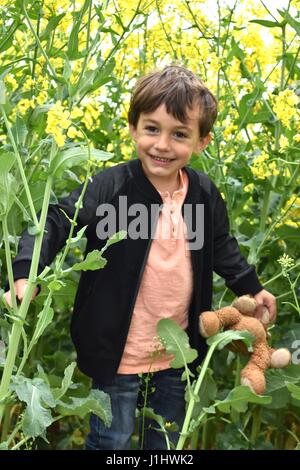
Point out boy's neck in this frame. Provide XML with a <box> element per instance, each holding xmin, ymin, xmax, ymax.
<box><xmin>145</xmin><ymin>171</ymin><xmax>181</xmax><ymax>196</ymax></box>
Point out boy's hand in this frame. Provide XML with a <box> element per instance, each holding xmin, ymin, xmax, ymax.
<box><xmin>253</xmin><ymin>289</ymin><xmax>276</xmax><ymax>323</ymax></box>
<box><xmin>4</xmin><ymin>279</ymin><xmax>38</xmax><ymax>308</ymax></box>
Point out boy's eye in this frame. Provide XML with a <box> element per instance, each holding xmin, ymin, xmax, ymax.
<box><xmin>144</xmin><ymin>126</ymin><xmax>158</xmax><ymax>133</ymax></box>
<box><xmin>174</xmin><ymin>131</ymin><xmax>187</xmax><ymax>139</ymax></box>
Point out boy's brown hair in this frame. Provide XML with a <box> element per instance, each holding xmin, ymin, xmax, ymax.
<box><xmin>128</xmin><ymin>65</ymin><xmax>218</xmax><ymax>138</ymax></box>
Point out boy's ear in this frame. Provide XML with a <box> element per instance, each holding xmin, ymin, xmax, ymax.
<box><xmin>128</xmin><ymin>123</ymin><xmax>138</xmax><ymax>141</ymax></box>
<box><xmin>196</xmin><ymin>132</ymin><xmax>212</xmax><ymax>152</ymax></box>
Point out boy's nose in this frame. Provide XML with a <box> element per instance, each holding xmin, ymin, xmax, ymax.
<box><xmin>154</xmin><ymin>134</ymin><xmax>171</xmax><ymax>151</ymax></box>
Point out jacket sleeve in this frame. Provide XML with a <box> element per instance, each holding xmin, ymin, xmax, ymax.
<box><xmin>212</xmin><ymin>185</ymin><xmax>263</xmax><ymax>296</ymax></box>
<box><xmin>12</xmin><ymin>172</ymin><xmax>107</xmax><ymax>281</ymax></box>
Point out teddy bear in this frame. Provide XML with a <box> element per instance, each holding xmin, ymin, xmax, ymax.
<box><xmin>199</xmin><ymin>296</ymin><xmax>291</xmax><ymax>395</ymax></box>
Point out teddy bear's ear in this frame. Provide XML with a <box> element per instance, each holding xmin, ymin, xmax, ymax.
<box><xmin>232</xmin><ymin>295</ymin><xmax>257</xmax><ymax>316</ymax></box>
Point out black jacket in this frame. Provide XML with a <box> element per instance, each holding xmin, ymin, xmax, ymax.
<box><xmin>13</xmin><ymin>159</ymin><xmax>263</xmax><ymax>384</ymax></box>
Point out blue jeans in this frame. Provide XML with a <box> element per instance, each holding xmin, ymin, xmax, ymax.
<box><xmin>85</xmin><ymin>368</ymin><xmax>186</xmax><ymax>450</ymax></box>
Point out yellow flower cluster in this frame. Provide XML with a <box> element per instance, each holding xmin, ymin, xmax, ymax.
<box><xmin>273</xmin><ymin>89</ymin><xmax>299</xmax><ymax>129</ymax></box>
<box><xmin>293</xmin><ymin>134</ymin><xmax>300</xmax><ymax>142</ymax></box>
<box><xmin>43</xmin><ymin>0</ymin><xmax>71</xmax><ymax>18</ymax></box>
<box><xmin>279</xmin><ymin>135</ymin><xmax>289</xmax><ymax>154</ymax></box>
<box><xmin>46</xmin><ymin>101</ymin><xmax>83</xmax><ymax>147</ymax></box>
<box><xmin>4</xmin><ymin>74</ymin><xmax>17</xmax><ymax>91</ymax></box>
<box><xmin>17</xmin><ymin>99</ymin><xmax>35</xmax><ymax>115</ymax></box>
<box><xmin>280</xmin><ymin>196</ymin><xmax>300</xmax><ymax>228</ymax></box>
<box><xmin>81</xmin><ymin>101</ymin><xmax>101</xmax><ymax>130</ymax></box>
<box><xmin>223</xmin><ymin>122</ymin><xmax>238</xmax><ymax>139</ymax></box>
<box><xmin>250</xmin><ymin>152</ymin><xmax>280</xmax><ymax>180</ymax></box>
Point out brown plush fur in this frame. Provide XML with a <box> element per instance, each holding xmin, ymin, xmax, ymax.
<box><xmin>199</xmin><ymin>296</ymin><xmax>291</xmax><ymax>394</ymax></box>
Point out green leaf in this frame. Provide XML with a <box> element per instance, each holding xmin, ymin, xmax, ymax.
<box><xmin>286</xmin><ymin>382</ymin><xmax>300</xmax><ymax>401</ymax></box>
<box><xmin>40</xmin><ymin>13</ymin><xmax>65</xmax><ymax>41</ymax></box>
<box><xmin>11</xmin><ymin>116</ymin><xmax>28</xmax><ymax>147</ymax></box>
<box><xmin>206</xmin><ymin>330</ymin><xmax>255</xmax><ymax>350</ymax></box>
<box><xmin>278</xmin><ymin>9</ymin><xmax>300</xmax><ymax>36</ymax></box>
<box><xmin>0</xmin><ymin>150</ymin><xmax>15</xmax><ymax>172</ymax></box>
<box><xmin>0</xmin><ymin>80</ymin><xmax>6</xmax><ymax>104</ymax></box>
<box><xmin>215</xmin><ymin>385</ymin><xmax>272</xmax><ymax>413</ymax></box>
<box><xmin>67</xmin><ymin>0</ymin><xmax>90</xmax><ymax>59</ymax></box>
<box><xmin>57</xmin><ymin>389</ymin><xmax>112</xmax><ymax>426</ymax></box>
<box><xmin>67</xmin><ymin>20</ymin><xmax>81</xmax><ymax>60</ymax></box>
<box><xmin>52</xmin><ymin>362</ymin><xmax>76</xmax><ymax>400</ymax></box>
<box><xmin>10</xmin><ymin>376</ymin><xmax>56</xmax><ymax>437</ymax></box>
<box><xmin>157</xmin><ymin>318</ymin><xmax>198</xmax><ymax>368</ymax></box>
<box><xmin>48</xmin><ymin>280</ymin><xmax>66</xmax><ymax>291</ymax></box>
<box><xmin>266</xmin><ymin>365</ymin><xmax>300</xmax><ymax>393</ymax></box>
<box><xmin>249</xmin><ymin>19</ymin><xmax>284</xmax><ymax>28</ymax></box>
<box><xmin>30</xmin><ymin>302</ymin><xmax>54</xmax><ymax>347</ymax></box>
<box><xmin>140</xmin><ymin>407</ymin><xmax>178</xmax><ymax>434</ymax></box>
<box><xmin>72</xmin><ymin>249</ymin><xmax>107</xmax><ymax>271</ymax></box>
<box><xmin>100</xmin><ymin>230</ymin><xmax>127</xmax><ymax>255</ymax></box>
<box><xmin>67</xmin><ymin>225</ymin><xmax>88</xmax><ymax>246</ymax></box>
<box><xmin>28</xmin><ymin>222</ymin><xmax>41</xmax><ymax>235</ymax></box>
<box><xmin>0</xmin><ymin>340</ymin><xmax>6</xmax><ymax>367</ymax></box>
<box><xmin>49</xmin><ymin>146</ymin><xmax>113</xmax><ymax>177</ymax></box>
<box><xmin>237</xmin><ymin>90</ymin><xmax>261</xmax><ymax>126</ymax></box>
<box><xmin>189</xmin><ymin>368</ymin><xmax>217</xmax><ymax>415</ymax></box>
<box><xmin>0</xmin><ymin>152</ymin><xmax>18</xmax><ymax>218</ymax></box>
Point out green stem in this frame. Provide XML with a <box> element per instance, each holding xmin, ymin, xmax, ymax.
<box><xmin>2</xmin><ymin>217</ymin><xmax>18</xmax><ymax>313</ymax></box>
<box><xmin>0</xmin><ymin>403</ymin><xmax>12</xmax><ymax>443</ymax></box>
<box><xmin>0</xmin><ymin>105</ymin><xmax>39</xmax><ymax>228</ymax></box>
<box><xmin>287</xmin><ymin>276</ymin><xmax>300</xmax><ymax>313</ymax></box>
<box><xmin>259</xmin><ymin>189</ymin><xmax>271</xmax><ymax>233</ymax></box>
<box><xmin>190</xmin><ymin>427</ymin><xmax>200</xmax><ymax>450</ymax></box>
<box><xmin>0</xmin><ymin>142</ymin><xmax>57</xmax><ymax>423</ymax></box>
<box><xmin>11</xmin><ymin>435</ymin><xmax>32</xmax><ymax>450</ymax></box>
<box><xmin>230</xmin><ymin>355</ymin><xmax>241</xmax><ymax>425</ymax></box>
<box><xmin>75</xmin><ymin>0</ymin><xmax>144</xmax><ymax>107</ymax></box>
<box><xmin>155</xmin><ymin>0</ymin><xmax>177</xmax><ymax>59</ymax></box>
<box><xmin>264</xmin><ymin>259</ymin><xmax>300</xmax><ymax>287</ymax></box>
<box><xmin>70</xmin><ymin>0</ymin><xmax>93</xmax><ymax>100</ymax></box>
<box><xmin>176</xmin><ymin>343</ymin><xmax>217</xmax><ymax>450</ymax></box>
<box><xmin>250</xmin><ymin>406</ymin><xmax>261</xmax><ymax>447</ymax></box>
<box><xmin>140</xmin><ymin>372</ymin><xmax>151</xmax><ymax>450</ymax></box>
<box><xmin>6</xmin><ymin>423</ymin><xmax>22</xmax><ymax>446</ymax></box>
<box><xmin>22</xmin><ymin>0</ymin><xmax>59</xmax><ymax>82</ymax></box>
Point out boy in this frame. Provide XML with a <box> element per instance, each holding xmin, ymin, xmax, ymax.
<box><xmin>5</xmin><ymin>65</ymin><xmax>276</xmax><ymax>450</ymax></box>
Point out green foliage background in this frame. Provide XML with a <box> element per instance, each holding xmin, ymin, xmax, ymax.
<box><xmin>0</xmin><ymin>0</ymin><xmax>299</xmax><ymax>450</ymax></box>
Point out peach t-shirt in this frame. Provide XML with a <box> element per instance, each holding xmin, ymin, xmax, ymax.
<box><xmin>117</xmin><ymin>169</ymin><xmax>193</xmax><ymax>374</ymax></box>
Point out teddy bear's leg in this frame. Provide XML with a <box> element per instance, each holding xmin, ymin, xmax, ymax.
<box><xmin>269</xmin><ymin>347</ymin><xmax>292</xmax><ymax>368</ymax></box>
<box><xmin>240</xmin><ymin>342</ymin><xmax>271</xmax><ymax>395</ymax></box>
<box><xmin>240</xmin><ymin>364</ymin><xmax>266</xmax><ymax>395</ymax></box>
<box><xmin>199</xmin><ymin>312</ymin><xmax>220</xmax><ymax>338</ymax></box>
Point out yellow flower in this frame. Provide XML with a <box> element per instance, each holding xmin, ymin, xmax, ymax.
<box><xmin>23</xmin><ymin>76</ymin><xmax>36</xmax><ymax>91</ymax></box>
<box><xmin>36</xmin><ymin>91</ymin><xmax>48</xmax><ymax>106</ymax></box>
<box><xmin>4</xmin><ymin>74</ymin><xmax>18</xmax><ymax>91</ymax></box>
<box><xmin>244</xmin><ymin>183</ymin><xmax>254</xmax><ymax>193</ymax></box>
<box><xmin>70</xmin><ymin>106</ymin><xmax>84</xmax><ymax>119</ymax></box>
<box><xmin>279</xmin><ymin>135</ymin><xmax>289</xmax><ymax>153</ymax></box>
<box><xmin>67</xmin><ymin>126</ymin><xmax>82</xmax><ymax>139</ymax></box>
<box><xmin>273</xmin><ymin>89</ymin><xmax>299</xmax><ymax>129</ymax></box>
<box><xmin>17</xmin><ymin>98</ymin><xmax>35</xmax><ymax>115</ymax></box>
<box><xmin>46</xmin><ymin>100</ymin><xmax>71</xmax><ymax>147</ymax></box>
<box><xmin>250</xmin><ymin>151</ymin><xmax>280</xmax><ymax>180</ymax></box>
<box><xmin>293</xmin><ymin>134</ymin><xmax>300</xmax><ymax>142</ymax></box>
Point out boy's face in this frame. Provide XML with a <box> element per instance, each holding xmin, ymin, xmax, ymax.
<box><xmin>129</xmin><ymin>103</ymin><xmax>211</xmax><ymax>188</ymax></box>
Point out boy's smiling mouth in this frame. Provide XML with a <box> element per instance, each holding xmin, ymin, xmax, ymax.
<box><xmin>148</xmin><ymin>154</ymin><xmax>175</xmax><ymax>164</ymax></box>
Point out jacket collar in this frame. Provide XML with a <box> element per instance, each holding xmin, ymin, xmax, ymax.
<box><xmin>128</xmin><ymin>159</ymin><xmax>203</xmax><ymax>204</ymax></box>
